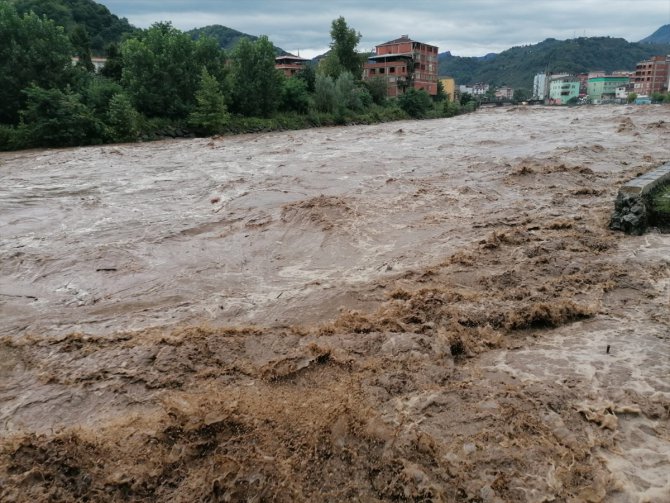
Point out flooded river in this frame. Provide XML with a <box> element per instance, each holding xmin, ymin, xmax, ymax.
<box><xmin>1</xmin><ymin>105</ymin><xmax>669</xmax><ymax>502</ymax></box>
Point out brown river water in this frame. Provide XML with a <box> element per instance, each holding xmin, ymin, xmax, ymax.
<box><xmin>1</xmin><ymin>105</ymin><xmax>669</xmax><ymax>502</ymax></box>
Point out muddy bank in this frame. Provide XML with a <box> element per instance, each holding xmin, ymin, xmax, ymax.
<box><xmin>1</xmin><ymin>105</ymin><xmax>670</xmax><ymax>502</ymax></box>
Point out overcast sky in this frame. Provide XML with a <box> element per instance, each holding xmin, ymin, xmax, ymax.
<box><xmin>102</xmin><ymin>0</ymin><xmax>670</xmax><ymax>58</ymax></box>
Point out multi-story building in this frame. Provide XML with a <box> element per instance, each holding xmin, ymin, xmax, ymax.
<box><xmin>548</xmin><ymin>77</ymin><xmax>580</xmax><ymax>105</ymax></box>
<box><xmin>363</xmin><ymin>35</ymin><xmax>438</xmax><ymax>97</ymax></box>
<box><xmin>533</xmin><ymin>73</ymin><xmax>548</xmax><ymax>100</ymax></box>
<box><xmin>275</xmin><ymin>54</ymin><xmax>309</xmax><ymax>78</ymax></box>
<box><xmin>495</xmin><ymin>86</ymin><xmax>514</xmax><ymax>100</ymax></box>
<box><xmin>633</xmin><ymin>55</ymin><xmax>670</xmax><ymax>95</ymax></box>
<box><xmin>587</xmin><ymin>76</ymin><xmax>630</xmax><ymax>103</ymax></box>
<box><xmin>472</xmin><ymin>82</ymin><xmax>489</xmax><ymax>95</ymax></box>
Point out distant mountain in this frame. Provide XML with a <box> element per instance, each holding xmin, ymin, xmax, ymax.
<box><xmin>187</xmin><ymin>25</ymin><xmax>286</xmax><ymax>54</ymax></box>
<box><xmin>440</xmin><ymin>36</ymin><xmax>670</xmax><ymax>89</ymax></box>
<box><xmin>10</xmin><ymin>0</ymin><xmax>136</xmax><ymax>52</ymax></box>
<box><xmin>640</xmin><ymin>25</ymin><xmax>670</xmax><ymax>44</ymax></box>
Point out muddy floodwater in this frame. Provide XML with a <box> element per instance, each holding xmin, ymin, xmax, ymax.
<box><xmin>1</xmin><ymin>106</ymin><xmax>669</xmax><ymax>502</ymax></box>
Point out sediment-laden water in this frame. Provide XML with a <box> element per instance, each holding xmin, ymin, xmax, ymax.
<box><xmin>1</xmin><ymin>105</ymin><xmax>669</xmax><ymax>502</ymax></box>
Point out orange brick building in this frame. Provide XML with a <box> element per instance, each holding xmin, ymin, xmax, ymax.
<box><xmin>633</xmin><ymin>55</ymin><xmax>670</xmax><ymax>95</ymax></box>
<box><xmin>363</xmin><ymin>35</ymin><xmax>439</xmax><ymax>97</ymax></box>
<box><xmin>275</xmin><ymin>54</ymin><xmax>309</xmax><ymax>78</ymax></box>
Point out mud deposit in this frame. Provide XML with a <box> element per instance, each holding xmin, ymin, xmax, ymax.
<box><xmin>1</xmin><ymin>106</ymin><xmax>669</xmax><ymax>502</ymax></box>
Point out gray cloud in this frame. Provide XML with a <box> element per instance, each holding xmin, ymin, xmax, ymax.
<box><xmin>103</xmin><ymin>0</ymin><xmax>670</xmax><ymax>57</ymax></box>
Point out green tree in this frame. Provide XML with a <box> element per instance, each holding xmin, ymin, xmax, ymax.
<box><xmin>364</xmin><ymin>77</ymin><xmax>388</xmax><ymax>105</ymax></box>
<box><xmin>460</xmin><ymin>92</ymin><xmax>475</xmax><ymax>106</ymax></box>
<box><xmin>435</xmin><ymin>80</ymin><xmax>447</xmax><ymax>102</ymax></box>
<box><xmin>295</xmin><ymin>64</ymin><xmax>316</xmax><ymax>93</ymax></box>
<box><xmin>398</xmin><ymin>88</ymin><xmax>433</xmax><ymax>118</ymax></box>
<box><xmin>335</xmin><ymin>71</ymin><xmax>362</xmax><ymax>112</ymax></box>
<box><xmin>229</xmin><ymin>36</ymin><xmax>283</xmax><ymax>117</ymax></box>
<box><xmin>101</xmin><ymin>42</ymin><xmax>123</xmax><ymax>81</ymax></box>
<box><xmin>70</xmin><ymin>24</ymin><xmax>94</xmax><ymax>72</ymax></box>
<box><xmin>19</xmin><ymin>85</ymin><xmax>106</xmax><ymax>147</ymax></box>
<box><xmin>121</xmin><ymin>22</ymin><xmax>223</xmax><ymax>119</ymax></box>
<box><xmin>651</xmin><ymin>92</ymin><xmax>666</xmax><ymax>103</ymax></box>
<box><xmin>188</xmin><ymin>68</ymin><xmax>230</xmax><ymax>134</ymax></box>
<box><xmin>13</xmin><ymin>0</ymin><xmax>136</xmax><ymax>53</ymax></box>
<box><xmin>107</xmin><ymin>92</ymin><xmax>140</xmax><ymax>142</ymax></box>
<box><xmin>318</xmin><ymin>51</ymin><xmax>344</xmax><ymax>79</ymax></box>
<box><xmin>314</xmin><ymin>74</ymin><xmax>337</xmax><ymax>113</ymax></box>
<box><xmin>443</xmin><ymin>97</ymin><xmax>461</xmax><ymax>117</ymax></box>
<box><xmin>83</xmin><ymin>75</ymin><xmax>123</xmax><ymax>115</ymax></box>
<box><xmin>281</xmin><ymin>77</ymin><xmax>310</xmax><ymax>114</ymax></box>
<box><xmin>512</xmin><ymin>88</ymin><xmax>531</xmax><ymax>102</ymax></box>
<box><xmin>627</xmin><ymin>92</ymin><xmax>638</xmax><ymax>103</ymax></box>
<box><xmin>0</xmin><ymin>3</ymin><xmax>74</xmax><ymax>124</ymax></box>
<box><xmin>328</xmin><ymin>17</ymin><xmax>363</xmax><ymax>79</ymax></box>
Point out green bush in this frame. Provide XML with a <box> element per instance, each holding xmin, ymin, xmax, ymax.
<box><xmin>19</xmin><ymin>85</ymin><xmax>107</xmax><ymax>147</ymax></box>
<box><xmin>281</xmin><ymin>78</ymin><xmax>310</xmax><ymax>115</ymax></box>
<box><xmin>107</xmin><ymin>93</ymin><xmax>140</xmax><ymax>142</ymax></box>
<box><xmin>314</xmin><ymin>74</ymin><xmax>337</xmax><ymax>113</ymax></box>
<box><xmin>0</xmin><ymin>124</ymin><xmax>23</xmax><ymax>151</ymax></box>
<box><xmin>398</xmin><ymin>88</ymin><xmax>433</xmax><ymax>118</ymax></box>
<box><xmin>443</xmin><ymin>99</ymin><xmax>461</xmax><ymax>117</ymax></box>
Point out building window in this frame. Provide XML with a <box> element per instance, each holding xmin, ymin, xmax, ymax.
<box><xmin>390</xmin><ymin>67</ymin><xmax>396</xmax><ymax>74</ymax></box>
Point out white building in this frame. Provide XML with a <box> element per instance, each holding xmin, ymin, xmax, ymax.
<box><xmin>615</xmin><ymin>86</ymin><xmax>629</xmax><ymax>101</ymax></box>
<box><xmin>459</xmin><ymin>85</ymin><xmax>474</xmax><ymax>95</ymax></box>
<box><xmin>533</xmin><ymin>73</ymin><xmax>548</xmax><ymax>100</ymax></box>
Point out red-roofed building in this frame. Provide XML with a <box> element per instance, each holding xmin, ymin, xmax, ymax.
<box><xmin>363</xmin><ymin>35</ymin><xmax>439</xmax><ymax>97</ymax></box>
<box><xmin>275</xmin><ymin>54</ymin><xmax>309</xmax><ymax>78</ymax></box>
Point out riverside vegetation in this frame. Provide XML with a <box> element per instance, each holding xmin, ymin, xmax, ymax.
<box><xmin>0</xmin><ymin>4</ymin><xmax>477</xmax><ymax>151</ymax></box>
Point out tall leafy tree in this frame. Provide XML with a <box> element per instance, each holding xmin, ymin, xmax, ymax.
<box><xmin>70</xmin><ymin>24</ymin><xmax>94</xmax><ymax>72</ymax></box>
<box><xmin>329</xmin><ymin>17</ymin><xmax>363</xmax><ymax>79</ymax></box>
<box><xmin>229</xmin><ymin>36</ymin><xmax>283</xmax><ymax>117</ymax></box>
<box><xmin>0</xmin><ymin>3</ymin><xmax>74</xmax><ymax>124</ymax></box>
<box><xmin>314</xmin><ymin>74</ymin><xmax>337</xmax><ymax>113</ymax></box>
<box><xmin>189</xmin><ymin>68</ymin><xmax>229</xmax><ymax>134</ymax></box>
<box><xmin>101</xmin><ymin>42</ymin><xmax>123</xmax><ymax>81</ymax></box>
<box><xmin>107</xmin><ymin>92</ymin><xmax>140</xmax><ymax>142</ymax></box>
<box><xmin>121</xmin><ymin>22</ymin><xmax>223</xmax><ymax>119</ymax></box>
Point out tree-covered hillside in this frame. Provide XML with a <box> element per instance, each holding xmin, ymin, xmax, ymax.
<box><xmin>440</xmin><ymin>37</ymin><xmax>670</xmax><ymax>88</ymax></box>
<box><xmin>187</xmin><ymin>24</ymin><xmax>286</xmax><ymax>54</ymax></box>
<box><xmin>10</xmin><ymin>0</ymin><xmax>136</xmax><ymax>52</ymax></box>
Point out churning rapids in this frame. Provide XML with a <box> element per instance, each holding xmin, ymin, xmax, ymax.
<box><xmin>1</xmin><ymin>105</ymin><xmax>669</xmax><ymax>502</ymax></box>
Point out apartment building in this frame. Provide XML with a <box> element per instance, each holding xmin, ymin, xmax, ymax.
<box><xmin>587</xmin><ymin>76</ymin><xmax>630</xmax><ymax>103</ymax></box>
<box><xmin>363</xmin><ymin>35</ymin><xmax>438</xmax><ymax>97</ymax></box>
<box><xmin>633</xmin><ymin>55</ymin><xmax>670</xmax><ymax>95</ymax></box>
<box><xmin>548</xmin><ymin>77</ymin><xmax>580</xmax><ymax>105</ymax></box>
<box><xmin>275</xmin><ymin>54</ymin><xmax>309</xmax><ymax>78</ymax></box>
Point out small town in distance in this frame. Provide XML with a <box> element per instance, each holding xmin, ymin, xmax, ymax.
<box><xmin>279</xmin><ymin>35</ymin><xmax>670</xmax><ymax>106</ymax></box>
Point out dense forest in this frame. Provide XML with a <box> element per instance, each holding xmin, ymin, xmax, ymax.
<box><xmin>440</xmin><ymin>36</ymin><xmax>670</xmax><ymax>88</ymax></box>
<box><xmin>0</xmin><ymin>3</ymin><xmax>471</xmax><ymax>151</ymax></box>
<box><xmin>9</xmin><ymin>0</ymin><xmax>135</xmax><ymax>52</ymax></box>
